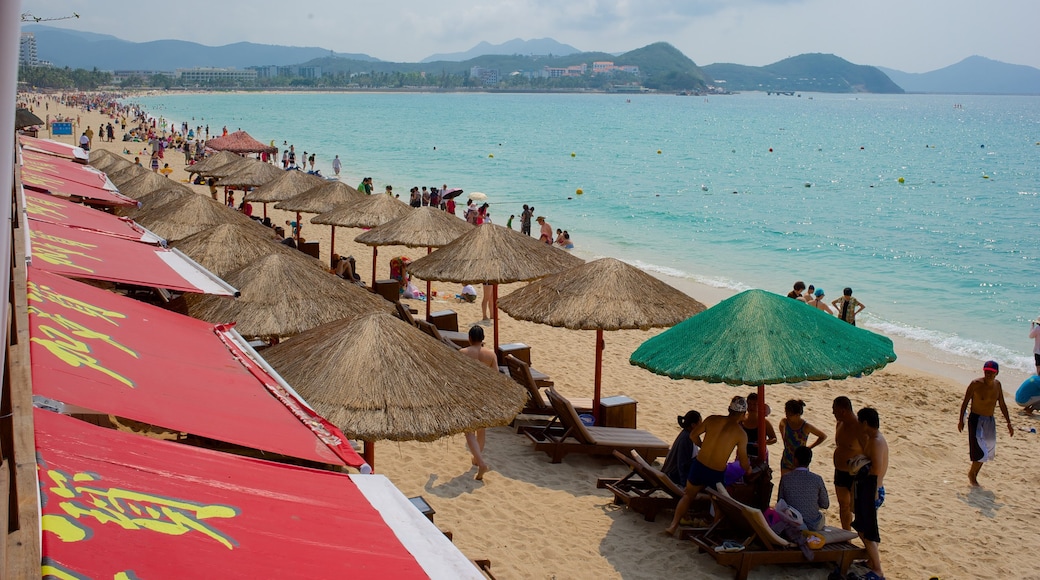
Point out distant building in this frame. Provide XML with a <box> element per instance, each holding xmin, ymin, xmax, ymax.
<box><xmin>470</xmin><ymin>66</ymin><xmax>499</xmax><ymax>86</ymax></box>
<box><xmin>112</xmin><ymin>70</ymin><xmax>176</xmax><ymax>83</ymax></box>
<box><xmin>248</xmin><ymin>65</ymin><xmax>322</xmax><ymax>79</ymax></box>
<box><xmin>542</xmin><ymin>64</ymin><xmax>587</xmax><ymax>78</ymax></box>
<box><xmin>19</xmin><ymin>33</ymin><xmax>37</xmax><ymax>67</ymax></box>
<box><xmin>591</xmin><ymin>61</ymin><xmax>640</xmax><ymax>76</ymax></box>
<box><xmin>176</xmin><ymin>67</ymin><xmax>258</xmax><ymax>84</ymax></box>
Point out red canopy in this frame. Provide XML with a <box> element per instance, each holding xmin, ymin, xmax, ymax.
<box><xmin>22</xmin><ymin>149</ymin><xmax>114</xmax><ymax>190</ymax></box>
<box><xmin>36</xmin><ymin>410</ymin><xmax>479</xmax><ymax>578</ymax></box>
<box><xmin>27</xmin><ymin>219</ymin><xmax>236</xmax><ymax>296</ymax></box>
<box><xmin>21</xmin><ymin>168</ymin><xmax>137</xmax><ymax>207</ymax></box>
<box><xmin>24</xmin><ymin>189</ymin><xmax>163</xmax><ymax>244</ymax></box>
<box><xmin>205</xmin><ymin>130</ymin><xmax>278</xmax><ymax>154</ymax></box>
<box><xmin>28</xmin><ymin>269</ymin><xmax>363</xmax><ymax>468</ymax></box>
<box><xmin>19</xmin><ymin>135</ymin><xmax>89</xmax><ymax>161</ymax></box>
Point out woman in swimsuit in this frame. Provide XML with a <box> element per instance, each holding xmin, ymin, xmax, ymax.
<box><xmin>779</xmin><ymin>399</ymin><xmax>828</xmax><ymax>475</ymax></box>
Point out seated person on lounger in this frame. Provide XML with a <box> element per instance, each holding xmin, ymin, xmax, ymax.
<box><xmin>662</xmin><ymin>410</ymin><xmax>702</xmax><ymax>487</ymax></box>
<box><xmin>777</xmin><ymin>446</ymin><xmax>829</xmax><ymax>531</ymax></box>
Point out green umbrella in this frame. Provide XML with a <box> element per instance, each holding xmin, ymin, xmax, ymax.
<box><xmin>630</xmin><ymin>289</ymin><xmax>895</xmax><ymax>463</ymax></box>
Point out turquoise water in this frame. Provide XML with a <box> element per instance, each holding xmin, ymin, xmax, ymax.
<box><xmin>134</xmin><ymin>92</ymin><xmax>1040</xmax><ymax>373</ymax></box>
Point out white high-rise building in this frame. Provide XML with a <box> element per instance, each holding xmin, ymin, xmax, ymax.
<box><xmin>19</xmin><ymin>32</ymin><xmax>38</xmax><ymax>67</ymax></box>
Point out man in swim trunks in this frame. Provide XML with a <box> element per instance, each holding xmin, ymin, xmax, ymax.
<box><xmin>832</xmin><ymin>396</ymin><xmax>863</xmax><ymax>529</ymax></box>
<box><xmin>853</xmin><ymin>407</ymin><xmax>888</xmax><ymax>580</ymax></box>
<box><xmin>665</xmin><ymin>396</ymin><xmax>751</xmax><ymax>536</ymax></box>
<box><xmin>957</xmin><ymin>360</ymin><xmax>1013</xmax><ymax>486</ymax></box>
<box><xmin>1030</xmin><ymin>318</ymin><xmax>1040</xmax><ymax>376</ymax></box>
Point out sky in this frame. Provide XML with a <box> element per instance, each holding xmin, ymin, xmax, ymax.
<box><xmin>19</xmin><ymin>0</ymin><xmax>1040</xmax><ymax>73</ymax></box>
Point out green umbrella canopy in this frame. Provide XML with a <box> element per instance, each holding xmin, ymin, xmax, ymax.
<box><xmin>629</xmin><ymin>289</ymin><xmax>896</xmax><ymax>385</ymax></box>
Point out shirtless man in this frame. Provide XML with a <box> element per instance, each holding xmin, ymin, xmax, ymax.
<box><xmin>957</xmin><ymin>360</ymin><xmax>1013</xmax><ymax>486</ymax></box>
<box><xmin>853</xmin><ymin>407</ymin><xmax>888</xmax><ymax>580</ymax></box>
<box><xmin>832</xmin><ymin>396</ymin><xmax>863</xmax><ymax>529</ymax></box>
<box><xmin>459</xmin><ymin>326</ymin><xmax>496</xmax><ymax>480</ymax></box>
<box><xmin>665</xmin><ymin>396</ymin><xmax>752</xmax><ymax>536</ymax></box>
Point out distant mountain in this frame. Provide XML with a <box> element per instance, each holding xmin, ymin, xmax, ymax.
<box><xmin>620</xmin><ymin>42</ymin><xmax>706</xmax><ymax>91</ymax></box>
<box><xmin>20</xmin><ymin>24</ymin><xmax>378</xmax><ymax>71</ymax></box>
<box><xmin>703</xmin><ymin>53</ymin><xmax>902</xmax><ymax>94</ymax></box>
<box><xmin>421</xmin><ymin>38</ymin><xmax>581</xmax><ymax>63</ymax></box>
<box><xmin>879</xmin><ymin>56</ymin><xmax>1040</xmax><ymax>94</ymax></box>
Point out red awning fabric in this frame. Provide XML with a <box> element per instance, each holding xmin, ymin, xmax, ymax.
<box><xmin>28</xmin><ymin>269</ymin><xmax>364</xmax><ymax>468</ymax></box>
<box><xmin>19</xmin><ymin>135</ymin><xmax>89</xmax><ymax>161</ymax></box>
<box><xmin>24</xmin><ymin>189</ymin><xmax>164</xmax><ymax>244</ymax></box>
<box><xmin>35</xmin><ymin>410</ymin><xmax>478</xmax><ymax>579</ymax></box>
<box><xmin>27</xmin><ymin>219</ymin><xmax>236</xmax><ymax>296</ymax></box>
<box><xmin>22</xmin><ymin>149</ymin><xmax>114</xmax><ymax>190</ymax></box>
<box><xmin>21</xmin><ymin>170</ymin><xmax>136</xmax><ymax>207</ymax></box>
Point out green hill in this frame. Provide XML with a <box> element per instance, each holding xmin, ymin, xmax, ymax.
<box><xmin>704</xmin><ymin>53</ymin><xmax>903</xmax><ymax>93</ymax></box>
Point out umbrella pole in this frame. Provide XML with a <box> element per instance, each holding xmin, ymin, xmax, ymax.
<box><xmin>262</xmin><ymin>202</ymin><xmax>268</xmax><ymax>219</ymax></box>
<box><xmin>363</xmin><ymin>441</ymin><xmax>375</xmax><ymax>472</ymax></box>
<box><xmin>593</xmin><ymin>329</ymin><xmax>604</xmax><ymax>420</ymax></box>
<box><xmin>757</xmin><ymin>383</ymin><xmax>767</xmax><ymax>466</ymax></box>
<box><xmin>425</xmin><ymin>246</ymin><xmax>432</xmax><ymax>320</ymax></box>
<box><xmin>330</xmin><ymin>225</ymin><xmax>336</xmax><ymax>266</ymax></box>
<box><xmin>371</xmin><ymin>246</ymin><xmax>378</xmax><ymax>287</ymax></box>
<box><xmin>492</xmin><ymin>284</ymin><xmax>500</xmax><ymax>351</ymax></box>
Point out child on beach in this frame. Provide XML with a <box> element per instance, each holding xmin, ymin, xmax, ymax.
<box><xmin>779</xmin><ymin>399</ymin><xmax>827</xmax><ymax>475</ymax></box>
<box><xmin>832</xmin><ymin>287</ymin><xmax>866</xmax><ymax>325</ymax></box>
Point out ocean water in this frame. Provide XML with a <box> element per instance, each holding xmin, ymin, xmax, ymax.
<box><xmin>133</xmin><ymin>91</ymin><xmax>1040</xmax><ymax>375</ymax></box>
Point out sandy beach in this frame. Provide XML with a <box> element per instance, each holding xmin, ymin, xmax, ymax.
<box><xmin>41</xmin><ymin>94</ymin><xmax>1040</xmax><ymax>580</ymax></box>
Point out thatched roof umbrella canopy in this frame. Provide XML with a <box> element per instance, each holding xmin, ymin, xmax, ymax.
<box><xmin>117</xmin><ymin>171</ymin><xmax>179</xmax><ymax>199</ymax></box>
<box><xmin>171</xmin><ymin>223</ymin><xmax>324</xmax><ymax>277</ymax></box>
<box><xmin>217</xmin><ymin>160</ymin><xmax>284</xmax><ymax>189</ymax></box>
<box><xmin>88</xmin><ymin>149</ymin><xmax>131</xmax><ymax>173</ymax></box>
<box><xmin>312</xmin><ymin>194</ymin><xmax>411</xmax><ymax>280</ymax></box>
<box><xmin>15</xmin><ymin>108</ymin><xmax>44</xmax><ymax>129</ymax></box>
<box><xmin>107</xmin><ymin>163</ymin><xmax>149</xmax><ymax>188</ymax></box>
<box><xmin>205</xmin><ymin>130</ymin><xmax>278</xmax><ymax>154</ymax></box>
<box><xmin>132</xmin><ymin>193</ymin><xmax>269</xmax><ymax>242</ymax></box>
<box><xmin>184</xmin><ymin>252</ymin><xmax>392</xmax><ymax>340</ymax></box>
<box><xmin>355</xmin><ymin>207</ymin><xmax>475</xmax><ymax>318</ymax></box>
<box><xmin>408</xmin><ymin>223</ymin><xmax>584</xmax><ymax>348</ymax></box>
<box><xmin>242</xmin><ymin>170</ymin><xmax>324</xmax><ymax>220</ymax></box>
<box><xmin>261</xmin><ymin>311</ymin><xmax>527</xmax><ymax>467</ymax></box>
<box><xmin>188</xmin><ymin>150</ymin><xmax>244</xmax><ymax>176</ymax></box>
<box><xmin>275</xmin><ymin>181</ymin><xmax>364</xmax><ymax>243</ymax></box>
<box><xmin>117</xmin><ymin>186</ymin><xmax>194</xmax><ymax>220</ymax></box>
<box><xmin>499</xmin><ymin>257</ymin><xmax>707</xmax><ymax>414</ymax></box>
<box><xmin>205</xmin><ymin>157</ymin><xmax>256</xmax><ymax>180</ymax></box>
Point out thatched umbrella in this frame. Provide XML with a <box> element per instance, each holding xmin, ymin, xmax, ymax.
<box><xmin>408</xmin><ymin>223</ymin><xmax>583</xmax><ymax>349</ymax></box>
<box><xmin>117</xmin><ymin>170</ymin><xmax>179</xmax><ymax>199</ymax></box>
<box><xmin>187</xmin><ymin>150</ymin><xmax>244</xmax><ymax>176</ymax></box>
<box><xmin>355</xmin><ymin>207</ymin><xmax>474</xmax><ymax>319</ymax></box>
<box><xmin>218</xmin><ymin>160</ymin><xmax>283</xmax><ymax>189</ymax></box>
<box><xmin>261</xmin><ymin>311</ymin><xmax>527</xmax><ymax>469</ymax></box>
<box><xmin>171</xmin><ymin>223</ymin><xmax>323</xmax><ymax>277</ymax></box>
<box><xmin>499</xmin><ymin>257</ymin><xmax>706</xmax><ymax>416</ymax></box>
<box><xmin>312</xmin><ymin>194</ymin><xmax>411</xmax><ymax>283</ymax></box>
<box><xmin>107</xmin><ymin>163</ymin><xmax>149</xmax><ymax>188</ymax></box>
<box><xmin>274</xmin><ymin>181</ymin><xmax>363</xmax><ymax>244</ymax></box>
<box><xmin>243</xmin><ymin>169</ymin><xmax>324</xmax><ymax>220</ymax></box>
<box><xmin>15</xmin><ymin>108</ymin><xmax>44</xmax><ymax>129</ymax></box>
<box><xmin>205</xmin><ymin>130</ymin><xmax>278</xmax><ymax>154</ymax></box>
<box><xmin>184</xmin><ymin>252</ymin><xmax>392</xmax><ymax>341</ymax></box>
<box><xmin>118</xmin><ymin>186</ymin><xmax>195</xmax><ymax>220</ymax></box>
<box><xmin>132</xmin><ymin>193</ymin><xmax>268</xmax><ymax>242</ymax></box>
<box><xmin>629</xmin><ymin>289</ymin><xmax>896</xmax><ymax>463</ymax></box>
<box><xmin>88</xmin><ymin>149</ymin><xmax>131</xmax><ymax>174</ymax></box>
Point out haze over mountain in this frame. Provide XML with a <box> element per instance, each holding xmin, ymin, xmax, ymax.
<box><xmin>879</xmin><ymin>56</ymin><xmax>1040</xmax><ymax>94</ymax></box>
<box><xmin>21</xmin><ymin>24</ymin><xmax>379</xmax><ymax>71</ymax></box>
<box><xmin>19</xmin><ymin>25</ymin><xmax>1040</xmax><ymax>95</ymax></box>
<box><xmin>421</xmin><ymin>38</ymin><xmax>581</xmax><ymax>63</ymax></box>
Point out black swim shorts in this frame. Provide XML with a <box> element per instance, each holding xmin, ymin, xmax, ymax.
<box><xmin>852</xmin><ymin>473</ymin><xmax>881</xmax><ymax>543</ymax></box>
<box><xmin>834</xmin><ymin>468</ymin><xmax>855</xmax><ymax>490</ymax></box>
<box><xmin>687</xmin><ymin>457</ymin><xmax>727</xmax><ymax>489</ymax></box>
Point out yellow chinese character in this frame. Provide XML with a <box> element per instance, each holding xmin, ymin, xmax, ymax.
<box><xmin>28</xmin><ymin>307</ymin><xmax>137</xmax><ymax>358</ymax></box>
<box><xmin>27</xmin><ymin>281</ymin><xmax>127</xmax><ymax>326</ymax></box>
<box><xmin>31</xmin><ymin>326</ymin><xmax>135</xmax><ymax>388</ymax></box>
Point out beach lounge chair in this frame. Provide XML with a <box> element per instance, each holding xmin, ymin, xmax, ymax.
<box><xmin>687</xmin><ymin>487</ymin><xmax>866</xmax><ymax>580</ymax></box>
<box><xmin>396</xmin><ymin>302</ymin><xmax>470</xmax><ymax>347</ymax></box>
<box><xmin>505</xmin><ymin>355</ymin><xmax>579</xmax><ymax>414</ymax></box>
<box><xmin>596</xmin><ymin>450</ymin><xmax>687</xmax><ymax>522</ymax></box>
<box><xmin>523</xmin><ymin>388</ymin><xmax>669</xmax><ymax>464</ymax></box>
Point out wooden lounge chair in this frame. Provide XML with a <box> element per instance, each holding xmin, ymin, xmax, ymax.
<box><xmin>397</xmin><ymin>302</ymin><xmax>470</xmax><ymax>347</ymax></box>
<box><xmin>596</xmin><ymin>450</ymin><xmax>685</xmax><ymax>521</ymax></box>
<box><xmin>415</xmin><ymin>319</ymin><xmax>463</xmax><ymax>351</ymax></box>
<box><xmin>505</xmin><ymin>355</ymin><xmax>583</xmax><ymax>415</ymax></box>
<box><xmin>688</xmin><ymin>487</ymin><xmax>866</xmax><ymax>580</ymax></box>
<box><xmin>523</xmin><ymin>388</ymin><xmax>669</xmax><ymax>464</ymax></box>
